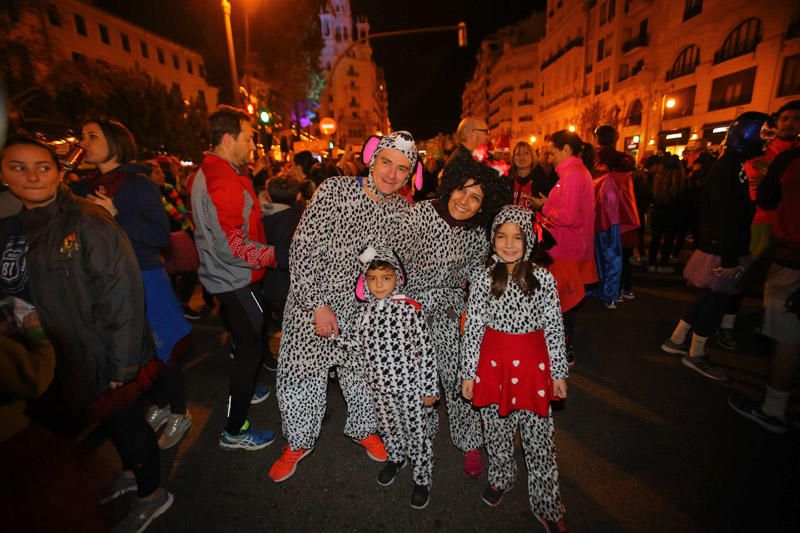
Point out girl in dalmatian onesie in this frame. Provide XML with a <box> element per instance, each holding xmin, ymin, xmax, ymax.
<box><xmin>337</xmin><ymin>245</ymin><xmax>438</xmax><ymax>509</ymax></box>
<box><xmin>461</xmin><ymin>205</ymin><xmax>568</xmax><ymax>532</ymax></box>
<box><xmin>391</xmin><ymin>157</ymin><xmax>509</xmax><ymax>478</ymax></box>
<box><xmin>270</xmin><ymin>131</ymin><xmax>424</xmax><ymax>483</ymax></box>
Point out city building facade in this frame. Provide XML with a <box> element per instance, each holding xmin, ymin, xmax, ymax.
<box><xmin>318</xmin><ymin>0</ymin><xmax>390</xmax><ymax>150</ymax></box>
<box><xmin>3</xmin><ymin>0</ymin><xmax>219</xmax><ymax>109</ymax></box>
<box><xmin>463</xmin><ymin>0</ymin><xmax>800</xmax><ymax>159</ymax></box>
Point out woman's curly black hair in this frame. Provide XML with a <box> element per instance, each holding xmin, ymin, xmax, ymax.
<box><xmin>437</xmin><ymin>157</ymin><xmax>512</xmax><ymax>232</ymax></box>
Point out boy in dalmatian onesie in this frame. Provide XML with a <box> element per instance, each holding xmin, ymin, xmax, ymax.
<box><xmin>461</xmin><ymin>205</ymin><xmax>568</xmax><ymax>532</ymax></box>
<box><xmin>270</xmin><ymin>131</ymin><xmax>424</xmax><ymax>482</ymax></box>
<box><xmin>337</xmin><ymin>245</ymin><xmax>438</xmax><ymax>509</ymax></box>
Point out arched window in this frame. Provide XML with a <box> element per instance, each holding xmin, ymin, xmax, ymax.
<box><xmin>714</xmin><ymin>18</ymin><xmax>761</xmax><ymax>64</ymax></box>
<box><xmin>666</xmin><ymin>45</ymin><xmax>700</xmax><ymax>81</ymax></box>
<box><xmin>627</xmin><ymin>99</ymin><xmax>643</xmax><ymax>125</ymax></box>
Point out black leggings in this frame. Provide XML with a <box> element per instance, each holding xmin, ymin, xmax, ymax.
<box><xmin>683</xmin><ymin>290</ymin><xmax>732</xmax><ymax>338</ymax></box>
<box><xmin>103</xmin><ymin>398</ymin><xmax>160</xmax><ymax>497</ymax></box>
<box><xmin>217</xmin><ymin>284</ymin><xmax>264</xmax><ymax>435</ymax></box>
<box><xmin>622</xmin><ymin>247</ymin><xmax>634</xmax><ymax>291</ymax></box>
<box><xmin>151</xmin><ymin>363</ymin><xmax>187</xmax><ymax>415</ymax></box>
<box><xmin>649</xmin><ymin>207</ymin><xmax>678</xmax><ymax>266</ymax></box>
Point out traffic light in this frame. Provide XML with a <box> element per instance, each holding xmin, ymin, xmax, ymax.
<box><xmin>246</xmin><ymin>103</ymin><xmax>255</xmax><ymax>115</ymax></box>
<box><xmin>457</xmin><ymin>22</ymin><xmax>467</xmax><ymax>48</ymax></box>
<box><xmin>259</xmin><ymin>110</ymin><xmax>270</xmax><ymax>124</ymax></box>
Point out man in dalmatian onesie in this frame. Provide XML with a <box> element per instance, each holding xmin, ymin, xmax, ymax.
<box><xmin>269</xmin><ymin>131</ymin><xmax>423</xmax><ymax>482</ymax></box>
<box><xmin>341</xmin><ymin>245</ymin><xmax>438</xmax><ymax>508</ymax></box>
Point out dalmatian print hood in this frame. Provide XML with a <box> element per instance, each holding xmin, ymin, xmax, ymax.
<box><xmin>361</xmin><ymin>131</ymin><xmax>422</xmax><ymax>198</ymax></box>
<box><xmin>355</xmin><ymin>245</ymin><xmax>407</xmax><ymax>303</ymax></box>
<box><xmin>490</xmin><ymin>205</ymin><xmax>538</xmax><ymax>263</ymax></box>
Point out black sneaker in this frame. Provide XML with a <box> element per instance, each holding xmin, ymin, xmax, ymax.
<box><xmin>410</xmin><ymin>484</ymin><xmax>430</xmax><ymax>509</ymax></box>
<box><xmin>565</xmin><ymin>345</ymin><xmax>575</xmax><ymax>367</ymax></box>
<box><xmin>182</xmin><ymin>306</ymin><xmax>203</xmax><ymax>320</ymax></box>
<box><xmin>728</xmin><ymin>395</ymin><xmax>788</xmax><ymax>434</ymax></box>
<box><xmin>262</xmin><ymin>355</ymin><xmax>278</xmax><ymax>372</ymax></box>
<box><xmin>481</xmin><ymin>484</ymin><xmax>508</xmax><ymax>507</ymax></box>
<box><xmin>377</xmin><ymin>460</ymin><xmax>406</xmax><ymax>486</ymax></box>
<box><xmin>681</xmin><ymin>355</ymin><xmax>728</xmax><ymax>382</ymax></box>
<box><xmin>716</xmin><ymin>328</ymin><xmax>738</xmax><ymax>351</ymax></box>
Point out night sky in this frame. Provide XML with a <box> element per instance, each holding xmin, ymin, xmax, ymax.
<box><xmin>94</xmin><ymin>0</ymin><xmax>546</xmax><ymax>139</ymax></box>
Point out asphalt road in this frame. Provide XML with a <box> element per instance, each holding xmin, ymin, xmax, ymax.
<box><xmin>83</xmin><ymin>269</ymin><xmax>799</xmax><ymax>532</ymax></box>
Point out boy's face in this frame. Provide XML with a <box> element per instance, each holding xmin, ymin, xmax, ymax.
<box><xmin>365</xmin><ymin>267</ymin><xmax>397</xmax><ymax>300</ymax></box>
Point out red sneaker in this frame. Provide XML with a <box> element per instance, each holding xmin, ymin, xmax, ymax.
<box><xmin>463</xmin><ymin>448</ymin><xmax>484</xmax><ymax>477</ymax></box>
<box><xmin>355</xmin><ymin>434</ymin><xmax>387</xmax><ymax>462</ymax></box>
<box><xmin>268</xmin><ymin>446</ymin><xmax>313</xmax><ymax>482</ymax></box>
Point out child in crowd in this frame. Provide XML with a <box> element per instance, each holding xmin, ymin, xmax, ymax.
<box><xmin>261</xmin><ymin>177</ymin><xmax>304</xmax><ymax>370</ymax></box>
<box><xmin>460</xmin><ymin>206</ymin><xmax>568</xmax><ymax>532</ymax></box>
<box><xmin>337</xmin><ymin>246</ymin><xmax>438</xmax><ymax>510</ymax></box>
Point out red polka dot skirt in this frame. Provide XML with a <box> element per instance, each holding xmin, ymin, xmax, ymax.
<box><xmin>472</xmin><ymin>327</ymin><xmax>553</xmax><ymax>417</ymax></box>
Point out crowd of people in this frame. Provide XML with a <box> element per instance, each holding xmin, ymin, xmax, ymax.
<box><xmin>0</xmin><ymin>99</ymin><xmax>797</xmax><ymax>532</ymax></box>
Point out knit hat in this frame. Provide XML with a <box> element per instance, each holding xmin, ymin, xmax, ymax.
<box><xmin>490</xmin><ymin>205</ymin><xmax>538</xmax><ymax>262</ymax></box>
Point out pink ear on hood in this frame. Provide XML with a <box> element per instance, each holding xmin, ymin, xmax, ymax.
<box><xmin>355</xmin><ymin>273</ymin><xmax>367</xmax><ymax>301</ymax></box>
<box><xmin>361</xmin><ymin>136</ymin><xmax>381</xmax><ymax>165</ymax></box>
<box><xmin>414</xmin><ymin>162</ymin><xmax>423</xmax><ymax>191</ymax></box>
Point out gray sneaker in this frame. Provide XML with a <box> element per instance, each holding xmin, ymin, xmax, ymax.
<box><xmin>681</xmin><ymin>355</ymin><xmax>728</xmax><ymax>381</ymax></box>
<box><xmin>145</xmin><ymin>405</ymin><xmax>169</xmax><ymax>432</ymax></box>
<box><xmin>112</xmin><ymin>487</ymin><xmax>173</xmax><ymax>533</ymax></box>
<box><xmin>158</xmin><ymin>412</ymin><xmax>193</xmax><ymax>450</ymax></box>
<box><xmin>660</xmin><ymin>338</ymin><xmax>689</xmax><ymax>355</ymax></box>
<box><xmin>99</xmin><ymin>473</ymin><xmax>138</xmax><ymax>504</ymax></box>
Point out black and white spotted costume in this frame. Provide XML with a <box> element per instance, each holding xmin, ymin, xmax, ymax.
<box><xmin>460</xmin><ymin>205</ymin><xmax>568</xmax><ymax>523</ymax></box>
<box><xmin>392</xmin><ymin>200</ymin><xmax>488</xmax><ymax>452</ymax></box>
<box><xmin>338</xmin><ymin>246</ymin><xmax>438</xmax><ymax>486</ymax></box>
<box><xmin>277</xmin><ymin>132</ymin><xmax>418</xmax><ymax>450</ymax></box>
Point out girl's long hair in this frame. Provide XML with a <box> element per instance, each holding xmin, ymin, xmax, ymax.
<box><xmin>487</xmin><ymin>224</ymin><xmax>549</xmax><ymax>298</ymax></box>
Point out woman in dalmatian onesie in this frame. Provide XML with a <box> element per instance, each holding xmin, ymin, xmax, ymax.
<box><xmin>269</xmin><ymin>131</ymin><xmax>424</xmax><ymax>483</ymax></box>
<box><xmin>461</xmin><ymin>205</ymin><xmax>568</xmax><ymax>532</ymax></box>
<box><xmin>392</xmin><ymin>157</ymin><xmax>509</xmax><ymax>477</ymax></box>
<box><xmin>338</xmin><ymin>245</ymin><xmax>438</xmax><ymax>509</ymax></box>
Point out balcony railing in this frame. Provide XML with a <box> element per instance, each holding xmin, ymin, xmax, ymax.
<box><xmin>622</xmin><ymin>34</ymin><xmax>649</xmax><ymax>53</ymax></box>
<box><xmin>541</xmin><ymin>37</ymin><xmax>584</xmax><ymax>70</ymax></box>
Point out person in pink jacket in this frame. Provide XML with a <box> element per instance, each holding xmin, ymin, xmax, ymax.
<box><xmin>528</xmin><ymin>129</ymin><xmax>597</xmax><ymax>365</ymax></box>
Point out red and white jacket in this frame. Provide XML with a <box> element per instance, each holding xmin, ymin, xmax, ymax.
<box><xmin>191</xmin><ymin>153</ymin><xmax>275</xmax><ymax>293</ymax></box>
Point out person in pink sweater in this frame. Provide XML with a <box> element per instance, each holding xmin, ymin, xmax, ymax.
<box><xmin>527</xmin><ymin>129</ymin><xmax>598</xmax><ymax>366</ymax></box>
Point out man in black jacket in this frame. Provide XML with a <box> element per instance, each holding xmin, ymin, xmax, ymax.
<box><xmin>0</xmin><ymin>136</ymin><xmax>172</xmax><ymax>532</ymax></box>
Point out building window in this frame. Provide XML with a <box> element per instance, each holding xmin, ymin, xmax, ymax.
<box><xmin>349</xmin><ymin>97</ymin><xmax>358</xmax><ymax>107</ymax></box>
<box><xmin>186</xmin><ymin>59</ymin><xmax>193</xmax><ymax>74</ymax></box>
<box><xmin>667</xmin><ymin>45</ymin><xmax>700</xmax><ymax>81</ymax></box>
<box><xmin>157</xmin><ymin>48</ymin><xmax>165</xmax><ymax>64</ymax></box>
<box><xmin>172</xmin><ymin>53</ymin><xmax>180</xmax><ymax>69</ymax></box>
<box><xmin>197</xmin><ymin>90</ymin><xmax>206</xmax><ymax>105</ymax></box>
<box><xmin>627</xmin><ymin>99</ymin><xmax>643</xmax><ymax>125</ymax></box>
<box><xmin>663</xmin><ymin>85</ymin><xmax>697</xmax><ymax>120</ymax></box>
<box><xmin>683</xmin><ymin>0</ymin><xmax>702</xmax><ymax>21</ymax></box>
<box><xmin>600</xmin><ymin>2</ymin><xmax>607</xmax><ymax>25</ymax></box>
<box><xmin>709</xmin><ymin>67</ymin><xmax>757</xmax><ymax>110</ymax></box>
<box><xmin>199</xmin><ymin>64</ymin><xmax>206</xmax><ymax>78</ymax></box>
<box><xmin>72</xmin><ymin>51</ymin><xmax>86</xmax><ymax>63</ymax></box>
<box><xmin>608</xmin><ymin>0</ymin><xmax>616</xmax><ymax>21</ymax></box>
<box><xmin>46</xmin><ymin>4</ymin><xmax>61</xmax><ymax>26</ymax></box>
<box><xmin>141</xmin><ymin>41</ymin><xmax>149</xmax><ymax>59</ymax></box>
<box><xmin>120</xmin><ymin>33</ymin><xmax>130</xmax><ymax>52</ymax></box>
<box><xmin>75</xmin><ymin>14</ymin><xmax>87</xmax><ymax>36</ymax></box>
<box><xmin>714</xmin><ymin>18</ymin><xmax>761</xmax><ymax>64</ymax></box>
<box><xmin>777</xmin><ymin>53</ymin><xmax>800</xmax><ymax>97</ymax></box>
<box><xmin>618</xmin><ymin>63</ymin><xmax>629</xmax><ymax>82</ymax></box>
<box><xmin>99</xmin><ymin>24</ymin><xmax>110</xmax><ymax>45</ymax></box>
<box><xmin>597</xmin><ymin>39</ymin><xmax>605</xmax><ymax>62</ymax></box>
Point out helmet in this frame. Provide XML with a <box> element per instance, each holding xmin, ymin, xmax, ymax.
<box><xmin>723</xmin><ymin>111</ymin><xmax>776</xmax><ymax>159</ymax></box>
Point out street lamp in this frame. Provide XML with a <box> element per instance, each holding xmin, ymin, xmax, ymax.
<box><xmin>221</xmin><ymin>0</ymin><xmax>239</xmax><ymax>103</ymax></box>
<box><xmin>530</xmin><ymin>135</ymin><xmax>537</xmax><ymax>143</ymax></box>
<box><xmin>568</xmin><ymin>124</ymin><xmax>576</xmax><ymax>132</ymax></box>
<box><xmin>665</xmin><ymin>98</ymin><xmax>676</xmax><ymax>109</ymax></box>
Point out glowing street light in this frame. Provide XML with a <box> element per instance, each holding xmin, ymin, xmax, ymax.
<box><xmin>568</xmin><ymin>124</ymin><xmax>576</xmax><ymax>132</ymax></box>
<box><xmin>530</xmin><ymin>135</ymin><xmax>537</xmax><ymax>143</ymax></box>
<box><xmin>633</xmin><ymin>135</ymin><xmax>640</xmax><ymax>143</ymax></box>
<box><xmin>665</xmin><ymin>98</ymin><xmax>677</xmax><ymax>109</ymax></box>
